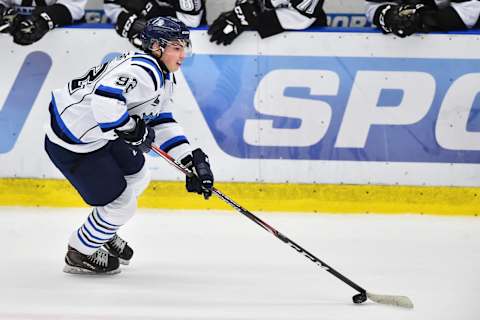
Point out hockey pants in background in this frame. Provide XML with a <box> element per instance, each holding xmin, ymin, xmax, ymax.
<box><xmin>45</xmin><ymin>136</ymin><xmax>151</xmax><ymax>255</ymax></box>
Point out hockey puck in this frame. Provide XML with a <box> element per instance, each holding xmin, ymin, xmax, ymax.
<box><xmin>352</xmin><ymin>293</ymin><xmax>367</xmax><ymax>304</ymax></box>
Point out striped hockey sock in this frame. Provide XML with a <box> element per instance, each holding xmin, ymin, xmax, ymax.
<box><xmin>70</xmin><ymin>208</ymin><xmax>121</xmax><ymax>255</ymax></box>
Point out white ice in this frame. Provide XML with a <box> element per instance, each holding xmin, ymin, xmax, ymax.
<box><xmin>0</xmin><ymin>207</ymin><xmax>479</xmax><ymax>320</ymax></box>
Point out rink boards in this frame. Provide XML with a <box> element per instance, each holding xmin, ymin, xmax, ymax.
<box><xmin>0</xmin><ymin>26</ymin><xmax>479</xmax><ymax>214</ymax></box>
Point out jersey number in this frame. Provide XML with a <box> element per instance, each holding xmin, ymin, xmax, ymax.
<box><xmin>115</xmin><ymin>76</ymin><xmax>138</xmax><ymax>93</ymax></box>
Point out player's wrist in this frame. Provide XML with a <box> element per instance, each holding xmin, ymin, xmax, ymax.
<box><xmin>115</xmin><ymin>115</ymin><xmax>155</xmax><ymax>153</ymax></box>
<box><xmin>116</xmin><ymin>116</ymin><xmax>137</xmax><ymax>132</ymax></box>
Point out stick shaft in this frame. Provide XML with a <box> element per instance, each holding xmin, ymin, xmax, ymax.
<box><xmin>150</xmin><ymin>144</ymin><xmax>366</xmax><ymax>294</ymax></box>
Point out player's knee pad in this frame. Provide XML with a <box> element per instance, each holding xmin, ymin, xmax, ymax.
<box><xmin>97</xmin><ymin>185</ymin><xmax>137</xmax><ymax>226</ymax></box>
<box><xmin>126</xmin><ymin>165</ymin><xmax>151</xmax><ymax>198</ymax></box>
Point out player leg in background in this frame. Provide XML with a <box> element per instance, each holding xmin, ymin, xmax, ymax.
<box><xmin>44</xmin><ymin>137</ymin><xmax>150</xmax><ymax>274</ymax></box>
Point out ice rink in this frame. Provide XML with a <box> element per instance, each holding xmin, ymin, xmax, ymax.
<box><xmin>0</xmin><ymin>207</ymin><xmax>478</xmax><ymax>320</ymax></box>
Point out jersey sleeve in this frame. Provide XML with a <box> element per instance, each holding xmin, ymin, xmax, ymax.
<box><xmin>365</xmin><ymin>1</ymin><xmax>398</xmax><ymax>24</ymax></box>
<box><xmin>176</xmin><ymin>10</ymin><xmax>204</xmax><ymax>27</ymax></box>
<box><xmin>149</xmin><ymin>102</ymin><xmax>192</xmax><ymax>163</ymax></box>
<box><xmin>168</xmin><ymin>0</ymin><xmax>205</xmax><ymax>27</ymax></box>
<box><xmin>450</xmin><ymin>0</ymin><xmax>480</xmax><ymax>28</ymax></box>
<box><xmin>89</xmin><ymin>59</ymin><xmax>159</xmax><ymax>134</ymax></box>
<box><xmin>103</xmin><ymin>1</ymin><xmax>124</xmax><ymax>23</ymax></box>
<box><xmin>255</xmin><ymin>0</ymin><xmax>327</xmax><ymax>38</ymax></box>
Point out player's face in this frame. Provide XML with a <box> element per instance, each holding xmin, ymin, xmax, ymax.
<box><xmin>160</xmin><ymin>42</ymin><xmax>186</xmax><ymax>72</ymax></box>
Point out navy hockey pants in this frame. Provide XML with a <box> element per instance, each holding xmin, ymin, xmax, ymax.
<box><xmin>44</xmin><ymin>136</ymin><xmax>145</xmax><ymax>206</ymax></box>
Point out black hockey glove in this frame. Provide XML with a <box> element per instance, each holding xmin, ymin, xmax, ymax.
<box><xmin>208</xmin><ymin>0</ymin><xmax>260</xmax><ymax>45</ymax></box>
<box><xmin>376</xmin><ymin>4</ymin><xmax>426</xmax><ymax>38</ymax></box>
<box><xmin>181</xmin><ymin>149</ymin><xmax>214</xmax><ymax>199</ymax></box>
<box><xmin>11</xmin><ymin>12</ymin><xmax>54</xmax><ymax>45</ymax></box>
<box><xmin>115</xmin><ymin>115</ymin><xmax>155</xmax><ymax>153</ymax></box>
<box><xmin>0</xmin><ymin>5</ymin><xmax>17</xmax><ymax>33</ymax></box>
<box><xmin>115</xmin><ymin>12</ymin><xmax>147</xmax><ymax>50</ymax></box>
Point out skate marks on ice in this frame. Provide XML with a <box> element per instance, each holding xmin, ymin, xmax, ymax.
<box><xmin>0</xmin><ymin>208</ymin><xmax>479</xmax><ymax>319</ymax></box>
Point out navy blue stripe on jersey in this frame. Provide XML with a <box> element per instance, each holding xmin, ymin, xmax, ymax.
<box><xmin>49</xmin><ymin>95</ymin><xmax>84</xmax><ymax>144</ymax></box>
<box><xmin>132</xmin><ymin>64</ymin><xmax>158</xmax><ymax>91</ymax></box>
<box><xmin>148</xmin><ymin>112</ymin><xmax>177</xmax><ymax>127</ymax></box>
<box><xmin>160</xmin><ymin>135</ymin><xmax>189</xmax><ymax>153</ymax></box>
<box><xmin>131</xmin><ymin>56</ymin><xmax>164</xmax><ymax>87</ymax></box>
<box><xmin>95</xmin><ymin>85</ymin><xmax>126</xmax><ymax>102</ymax></box>
<box><xmin>98</xmin><ymin>111</ymin><xmax>129</xmax><ymax>132</ymax></box>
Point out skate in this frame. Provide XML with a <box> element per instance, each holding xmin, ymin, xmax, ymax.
<box><xmin>103</xmin><ymin>234</ymin><xmax>134</xmax><ymax>265</ymax></box>
<box><xmin>63</xmin><ymin>246</ymin><xmax>120</xmax><ymax>275</ymax></box>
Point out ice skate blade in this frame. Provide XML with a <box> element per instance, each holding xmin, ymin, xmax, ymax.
<box><xmin>63</xmin><ymin>265</ymin><xmax>121</xmax><ymax>275</ymax></box>
<box><xmin>119</xmin><ymin>258</ymin><xmax>130</xmax><ymax>265</ymax></box>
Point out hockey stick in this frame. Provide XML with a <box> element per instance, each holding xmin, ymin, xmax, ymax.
<box><xmin>150</xmin><ymin>144</ymin><xmax>414</xmax><ymax>309</ymax></box>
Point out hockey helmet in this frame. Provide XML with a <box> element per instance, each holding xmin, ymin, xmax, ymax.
<box><xmin>140</xmin><ymin>16</ymin><xmax>192</xmax><ymax>56</ymax></box>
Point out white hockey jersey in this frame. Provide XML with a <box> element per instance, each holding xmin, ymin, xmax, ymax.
<box><xmin>0</xmin><ymin>0</ymin><xmax>85</xmax><ymax>20</ymax></box>
<box><xmin>46</xmin><ymin>51</ymin><xmax>191</xmax><ymax>161</ymax></box>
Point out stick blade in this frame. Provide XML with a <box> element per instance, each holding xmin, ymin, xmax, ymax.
<box><xmin>367</xmin><ymin>292</ymin><xmax>414</xmax><ymax>309</ymax></box>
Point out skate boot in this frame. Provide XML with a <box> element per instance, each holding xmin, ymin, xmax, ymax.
<box><xmin>63</xmin><ymin>246</ymin><xmax>120</xmax><ymax>275</ymax></box>
<box><xmin>104</xmin><ymin>234</ymin><xmax>134</xmax><ymax>265</ymax></box>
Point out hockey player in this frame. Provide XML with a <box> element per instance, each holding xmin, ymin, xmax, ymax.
<box><xmin>44</xmin><ymin>16</ymin><xmax>214</xmax><ymax>275</ymax></box>
<box><xmin>104</xmin><ymin>0</ymin><xmax>205</xmax><ymax>49</ymax></box>
<box><xmin>208</xmin><ymin>0</ymin><xmax>327</xmax><ymax>46</ymax></box>
<box><xmin>365</xmin><ymin>0</ymin><xmax>480</xmax><ymax>37</ymax></box>
<box><xmin>0</xmin><ymin>0</ymin><xmax>86</xmax><ymax>45</ymax></box>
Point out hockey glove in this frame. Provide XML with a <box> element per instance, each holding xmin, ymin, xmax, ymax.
<box><xmin>376</xmin><ymin>4</ymin><xmax>426</xmax><ymax>38</ymax></box>
<box><xmin>115</xmin><ymin>115</ymin><xmax>155</xmax><ymax>154</ymax></box>
<box><xmin>11</xmin><ymin>12</ymin><xmax>53</xmax><ymax>45</ymax></box>
<box><xmin>115</xmin><ymin>12</ymin><xmax>147</xmax><ymax>50</ymax></box>
<box><xmin>0</xmin><ymin>5</ymin><xmax>16</xmax><ymax>33</ymax></box>
<box><xmin>208</xmin><ymin>0</ymin><xmax>260</xmax><ymax>45</ymax></box>
<box><xmin>181</xmin><ymin>149</ymin><xmax>214</xmax><ymax>199</ymax></box>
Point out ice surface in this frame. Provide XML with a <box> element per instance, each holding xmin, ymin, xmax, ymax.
<box><xmin>0</xmin><ymin>207</ymin><xmax>478</xmax><ymax>320</ymax></box>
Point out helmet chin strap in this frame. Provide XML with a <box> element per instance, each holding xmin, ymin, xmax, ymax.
<box><xmin>148</xmin><ymin>44</ymin><xmax>164</xmax><ymax>61</ymax></box>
